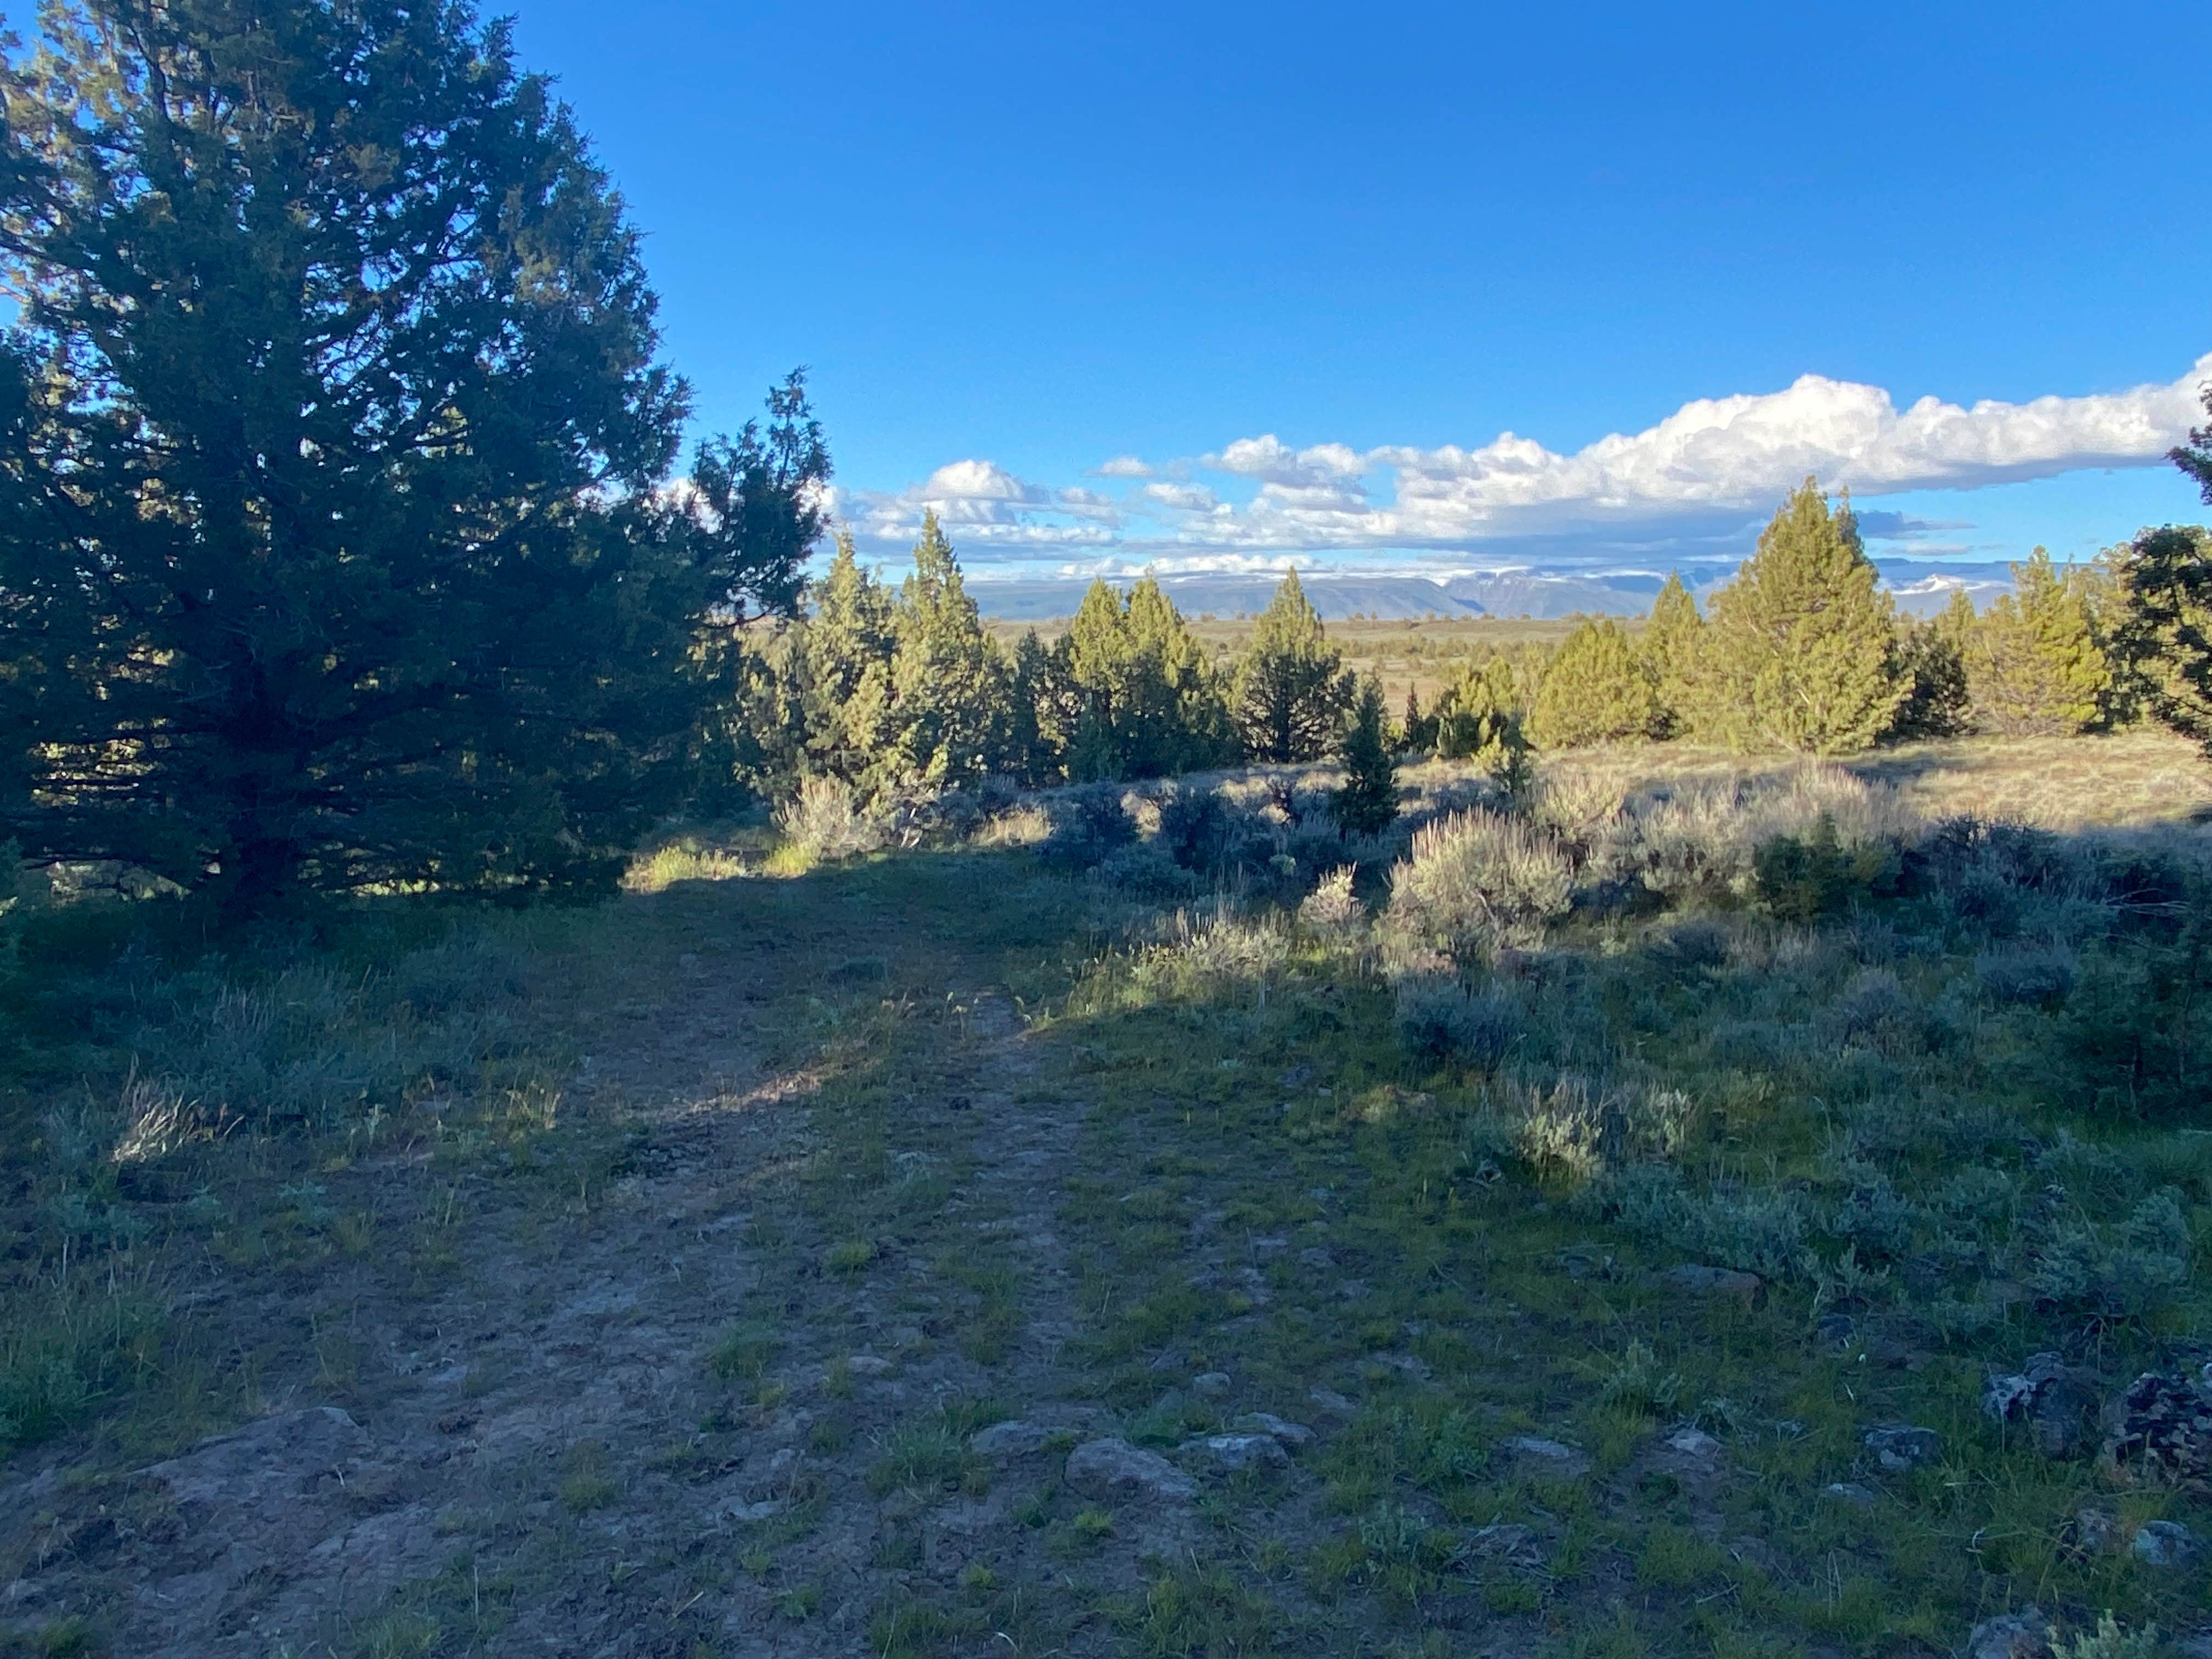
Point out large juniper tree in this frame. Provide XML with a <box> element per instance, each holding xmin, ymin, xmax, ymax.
<box><xmin>0</xmin><ymin>0</ymin><xmax>821</xmax><ymax>914</ymax></box>
<box><xmin>1232</xmin><ymin>571</ymin><xmax>1352</xmax><ymax>763</ymax></box>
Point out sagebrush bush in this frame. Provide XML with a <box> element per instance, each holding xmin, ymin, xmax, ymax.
<box><xmin>775</xmin><ymin>777</ymin><xmax>890</xmax><ymax>863</ymax></box>
<box><xmin>1394</xmin><ymin>979</ymin><xmax>1520</xmax><ymax>1070</ymax></box>
<box><xmin>1387</xmin><ymin>809</ymin><xmax>1572</xmax><ymax>958</ymax></box>
<box><xmin>1299</xmin><ymin>866</ymin><xmax>1363</xmax><ymax>932</ymax></box>
<box><xmin>1973</xmin><ymin>944</ymin><xmax>2077</xmax><ymax>1005</ymax></box>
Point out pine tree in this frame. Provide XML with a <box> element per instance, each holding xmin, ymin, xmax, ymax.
<box><xmin>1005</xmin><ymin>631</ymin><xmax>1058</xmax><ymax>785</ymax></box>
<box><xmin>887</xmin><ymin>513</ymin><xmax>1010</xmax><ymax>789</ymax></box>
<box><xmin>1331</xmin><ymin>677</ymin><xmax>1400</xmax><ymax>837</ymax></box>
<box><xmin>1959</xmin><ymin>548</ymin><xmax>2111</xmax><ymax>735</ymax></box>
<box><xmin>0</xmin><ymin>0</ymin><xmax>827</xmax><ymax>913</ymax></box>
<box><xmin>1699</xmin><ymin>481</ymin><xmax>1907</xmax><ymax>754</ymax></box>
<box><xmin>1430</xmin><ymin>654</ymin><xmax>1531</xmax><ymax>789</ymax></box>
<box><xmin>1528</xmin><ymin>618</ymin><xmax>1657</xmax><ymax>749</ymax></box>
<box><xmin>2114</xmin><ymin>524</ymin><xmax>2212</xmax><ymax>754</ymax></box>
<box><xmin>1402</xmin><ymin>685</ymin><xmax>1436</xmax><ymax>755</ymax></box>
<box><xmin>1233</xmin><ymin>571</ymin><xmax>1355</xmax><ymax>762</ymax></box>
<box><xmin>1639</xmin><ymin>573</ymin><xmax>1705</xmax><ymax>739</ymax></box>
<box><xmin>1888</xmin><ymin>592</ymin><xmax>1975</xmax><ymax>738</ymax></box>
<box><xmin>795</xmin><ymin>533</ymin><xmax>899</xmax><ymax>785</ymax></box>
<box><xmin>2173</xmin><ymin>381</ymin><xmax>2212</xmax><ymax>506</ymax></box>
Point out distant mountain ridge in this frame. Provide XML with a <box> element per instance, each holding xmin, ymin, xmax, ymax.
<box><xmin>964</xmin><ymin>560</ymin><xmax>2021</xmax><ymax>623</ymax></box>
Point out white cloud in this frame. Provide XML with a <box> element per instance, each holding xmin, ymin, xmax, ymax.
<box><xmin>840</xmin><ymin>355</ymin><xmax>2211</xmax><ymax>568</ymax></box>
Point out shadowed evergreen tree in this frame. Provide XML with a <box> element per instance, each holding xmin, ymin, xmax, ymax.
<box><xmin>888</xmin><ymin>513</ymin><xmax>1009</xmax><ymax>789</ymax></box>
<box><xmin>1123</xmin><ymin>576</ymin><xmax>1234</xmax><ymax>775</ymax></box>
<box><xmin>2173</xmin><ymin>381</ymin><xmax>2212</xmax><ymax>506</ymax></box>
<box><xmin>1888</xmin><ymin>592</ymin><xmax>1975</xmax><ymax>738</ymax></box>
<box><xmin>1233</xmin><ymin>571</ymin><xmax>1353</xmax><ymax>762</ymax></box>
<box><xmin>1700</xmin><ymin>481</ymin><xmax>1906</xmax><ymax>754</ymax></box>
<box><xmin>1005</xmin><ymin>630</ymin><xmax>1057</xmax><ymax>785</ymax></box>
<box><xmin>1330</xmin><ymin>676</ymin><xmax>1399</xmax><ymax>837</ymax></box>
<box><xmin>1961</xmin><ymin>548</ymin><xmax>2111</xmax><ymax>735</ymax></box>
<box><xmin>1528</xmin><ymin>617</ymin><xmax>1656</xmax><ymax>749</ymax></box>
<box><xmin>1402</xmin><ymin>685</ymin><xmax>1436</xmax><ymax>755</ymax></box>
<box><xmin>1639</xmin><ymin>573</ymin><xmax>1705</xmax><ymax>739</ymax></box>
<box><xmin>0</xmin><ymin>0</ymin><xmax>825</xmax><ymax>913</ymax></box>
<box><xmin>795</xmin><ymin>533</ymin><xmax>898</xmax><ymax>785</ymax></box>
<box><xmin>2115</xmin><ymin>524</ymin><xmax>2212</xmax><ymax>755</ymax></box>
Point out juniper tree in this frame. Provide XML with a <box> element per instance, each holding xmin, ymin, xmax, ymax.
<box><xmin>2173</xmin><ymin>381</ymin><xmax>2212</xmax><ymax>506</ymax></box>
<box><xmin>1527</xmin><ymin>618</ymin><xmax>1657</xmax><ymax>749</ymax></box>
<box><xmin>1431</xmin><ymin>654</ymin><xmax>1530</xmax><ymax>789</ymax></box>
<box><xmin>887</xmin><ymin>512</ymin><xmax>1009</xmax><ymax>789</ymax></box>
<box><xmin>1961</xmin><ymin>548</ymin><xmax>2111</xmax><ymax>735</ymax></box>
<box><xmin>1700</xmin><ymin>481</ymin><xmax>1906</xmax><ymax>754</ymax></box>
<box><xmin>1888</xmin><ymin>593</ymin><xmax>1974</xmax><ymax>738</ymax></box>
<box><xmin>1123</xmin><ymin>576</ymin><xmax>1234</xmax><ymax>775</ymax></box>
<box><xmin>1639</xmin><ymin>573</ymin><xmax>1705</xmax><ymax>739</ymax></box>
<box><xmin>1004</xmin><ymin>631</ymin><xmax>1057</xmax><ymax>785</ymax></box>
<box><xmin>2114</xmin><ymin>524</ymin><xmax>2212</xmax><ymax>754</ymax></box>
<box><xmin>1330</xmin><ymin>676</ymin><xmax>1399</xmax><ymax>837</ymax></box>
<box><xmin>0</xmin><ymin>0</ymin><xmax>825</xmax><ymax>913</ymax></box>
<box><xmin>1233</xmin><ymin>571</ymin><xmax>1353</xmax><ymax>762</ymax></box>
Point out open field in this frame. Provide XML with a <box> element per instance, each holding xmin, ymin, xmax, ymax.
<box><xmin>3</xmin><ymin>735</ymin><xmax>2211</xmax><ymax>1657</ymax></box>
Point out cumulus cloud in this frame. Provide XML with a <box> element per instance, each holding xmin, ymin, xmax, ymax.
<box><xmin>843</xmin><ymin>354</ymin><xmax>2211</xmax><ymax>568</ymax></box>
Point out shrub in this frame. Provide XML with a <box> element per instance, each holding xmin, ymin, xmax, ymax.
<box><xmin>1299</xmin><ymin>866</ymin><xmax>1363</xmax><ymax>931</ymax></box>
<box><xmin>775</xmin><ymin>777</ymin><xmax>890</xmax><ymax>864</ymax></box>
<box><xmin>1040</xmin><ymin>784</ymin><xmax>1139</xmax><ymax>871</ymax></box>
<box><xmin>1974</xmin><ymin>945</ymin><xmax>2078</xmax><ymax>1005</ymax></box>
<box><xmin>1387</xmin><ymin>809</ymin><xmax>1572</xmax><ymax>957</ymax></box>
<box><xmin>1752</xmin><ymin>813</ymin><xmax>1899</xmax><ymax>924</ymax></box>
<box><xmin>1393</xmin><ymin>979</ymin><xmax>1520</xmax><ymax>1070</ymax></box>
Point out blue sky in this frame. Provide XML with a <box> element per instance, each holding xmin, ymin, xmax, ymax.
<box><xmin>511</xmin><ymin>0</ymin><xmax>2212</xmax><ymax>583</ymax></box>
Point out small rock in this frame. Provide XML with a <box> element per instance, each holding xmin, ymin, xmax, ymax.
<box><xmin>2101</xmin><ymin>1370</ymin><xmax>2212</xmax><ymax>1482</ymax></box>
<box><xmin>1464</xmin><ymin>1522</ymin><xmax>1543</xmax><ymax>1566</ymax></box>
<box><xmin>845</xmin><ymin>1354</ymin><xmax>894</xmax><ymax>1377</ymax></box>
<box><xmin>1662</xmin><ymin>1264</ymin><xmax>1762</xmax><ymax>1304</ymax></box>
<box><xmin>970</xmin><ymin>1421</ymin><xmax>1050</xmax><ymax>1458</ymax></box>
<box><xmin>1191</xmin><ymin>1371</ymin><xmax>1233</xmax><ymax>1398</ymax></box>
<box><xmin>764</xmin><ymin>1446</ymin><xmax>800</xmax><ymax>1478</ymax></box>
<box><xmin>1820</xmin><ymin>1482</ymin><xmax>1876</xmax><ymax>1508</ymax></box>
<box><xmin>1297</xmin><ymin>1246</ymin><xmax>1334</xmax><ymax>1271</ymax></box>
<box><xmin>1503</xmin><ymin>1435</ymin><xmax>1590</xmax><ymax>1477</ymax></box>
<box><xmin>1307</xmin><ymin>1387</ymin><xmax>1356</xmax><ymax>1416</ymax></box>
<box><xmin>1983</xmin><ymin>1352</ymin><xmax>2090</xmax><ymax>1459</ymax></box>
<box><xmin>2068</xmin><ymin>1506</ymin><xmax>2120</xmax><ymax>1555</ymax></box>
<box><xmin>1336</xmin><ymin>1278</ymin><xmax>1371</xmax><ymax>1301</ymax></box>
<box><xmin>1862</xmin><ymin>1424</ymin><xmax>1943</xmax><ymax>1472</ymax></box>
<box><xmin>1230</xmin><ymin>1412</ymin><xmax>1313</xmax><ymax>1448</ymax></box>
<box><xmin>2130</xmin><ymin>1519</ymin><xmax>2205</xmax><ymax>1569</ymax></box>
<box><xmin>1966</xmin><ymin>1609</ymin><xmax>2049</xmax><ymax>1659</ymax></box>
<box><xmin>1183</xmin><ymin>1433</ymin><xmax>1290</xmax><ymax>1472</ymax></box>
<box><xmin>723</xmin><ymin>1498</ymin><xmax>782</xmax><ymax>1523</ymax></box>
<box><xmin>1665</xmin><ymin>1427</ymin><xmax>1722</xmax><ymax>1460</ymax></box>
<box><xmin>1064</xmin><ymin>1437</ymin><xmax>1197</xmax><ymax>1503</ymax></box>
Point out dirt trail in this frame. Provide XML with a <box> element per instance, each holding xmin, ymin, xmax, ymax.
<box><xmin>0</xmin><ymin>879</ymin><xmax>1152</xmax><ymax>1657</ymax></box>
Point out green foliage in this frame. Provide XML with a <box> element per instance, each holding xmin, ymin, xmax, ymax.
<box><xmin>1331</xmin><ymin>678</ymin><xmax>1400</xmax><ymax>837</ymax></box>
<box><xmin>1961</xmin><ymin>548</ymin><xmax>2112</xmax><ymax>734</ymax></box>
<box><xmin>1639</xmin><ymin>573</ymin><xmax>1705</xmax><ymax>739</ymax></box>
<box><xmin>1888</xmin><ymin>595</ymin><xmax>1974</xmax><ymax>738</ymax></box>
<box><xmin>1528</xmin><ymin>618</ymin><xmax>1657</xmax><ymax>749</ymax></box>
<box><xmin>1427</xmin><ymin>655</ymin><xmax>1532</xmax><ymax>789</ymax></box>
<box><xmin>1387</xmin><ymin>809</ymin><xmax>1572</xmax><ymax>957</ymax></box>
<box><xmin>1232</xmin><ymin>572</ymin><xmax>1355</xmax><ymax>762</ymax></box>
<box><xmin>1699</xmin><ymin>481</ymin><xmax>1908</xmax><ymax>753</ymax></box>
<box><xmin>888</xmin><ymin>512</ymin><xmax>1012</xmax><ymax>789</ymax></box>
<box><xmin>2172</xmin><ymin>377</ymin><xmax>2212</xmax><ymax>505</ymax></box>
<box><xmin>0</xmin><ymin>4</ymin><xmax>825</xmax><ymax>915</ymax></box>
<box><xmin>2114</xmin><ymin>523</ymin><xmax>2212</xmax><ymax>755</ymax></box>
<box><xmin>1750</xmin><ymin>813</ymin><xmax>1898</xmax><ymax>923</ymax></box>
<box><xmin>1044</xmin><ymin>577</ymin><xmax>1233</xmax><ymax>781</ymax></box>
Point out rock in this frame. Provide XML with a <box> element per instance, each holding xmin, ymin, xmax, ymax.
<box><xmin>722</xmin><ymin>1497</ymin><xmax>782</xmax><ymax>1523</ymax></box>
<box><xmin>2101</xmin><ymin>1370</ymin><xmax>2212</xmax><ymax>1483</ymax></box>
<box><xmin>1820</xmin><ymin>1482</ymin><xmax>1876</xmax><ymax>1508</ymax></box>
<box><xmin>1661</xmin><ymin>1264</ymin><xmax>1762</xmax><ymax>1304</ymax></box>
<box><xmin>1190</xmin><ymin>1371</ymin><xmax>1233</xmax><ymax>1398</ymax></box>
<box><xmin>1064</xmin><ymin>1437</ymin><xmax>1197</xmax><ymax>1503</ymax></box>
<box><xmin>1230</xmin><ymin>1412</ymin><xmax>1313</xmax><ymax>1448</ymax></box>
<box><xmin>1862</xmin><ymin>1424</ymin><xmax>1943</xmax><ymax>1472</ymax></box>
<box><xmin>1464</xmin><ymin>1522</ymin><xmax>1544</xmax><ymax>1566</ymax></box>
<box><xmin>1297</xmin><ymin>1247</ymin><xmax>1334</xmax><ymax>1271</ymax></box>
<box><xmin>1503</xmin><ymin>1435</ymin><xmax>1590</xmax><ymax>1477</ymax></box>
<box><xmin>1182</xmin><ymin>1433</ymin><xmax>1290</xmax><ymax>1472</ymax></box>
<box><xmin>1814</xmin><ymin>1313</ymin><xmax>1857</xmax><ymax>1353</ymax></box>
<box><xmin>2067</xmin><ymin>1506</ymin><xmax>2120</xmax><ymax>1555</ymax></box>
<box><xmin>1307</xmin><ymin>1387</ymin><xmax>1356</xmax><ymax>1416</ymax></box>
<box><xmin>2130</xmin><ymin>1519</ymin><xmax>2205</xmax><ymax>1569</ymax></box>
<box><xmin>970</xmin><ymin>1420</ymin><xmax>1051</xmax><ymax>1458</ymax></box>
<box><xmin>140</xmin><ymin>1406</ymin><xmax>374</xmax><ymax>1509</ymax></box>
<box><xmin>1982</xmin><ymin>1352</ymin><xmax>2090</xmax><ymax>1458</ymax></box>
<box><xmin>1665</xmin><ymin>1427</ymin><xmax>1722</xmax><ymax>1460</ymax></box>
<box><xmin>845</xmin><ymin>1354</ymin><xmax>894</xmax><ymax>1377</ymax></box>
<box><xmin>1966</xmin><ymin>1609</ymin><xmax>2050</xmax><ymax>1659</ymax></box>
